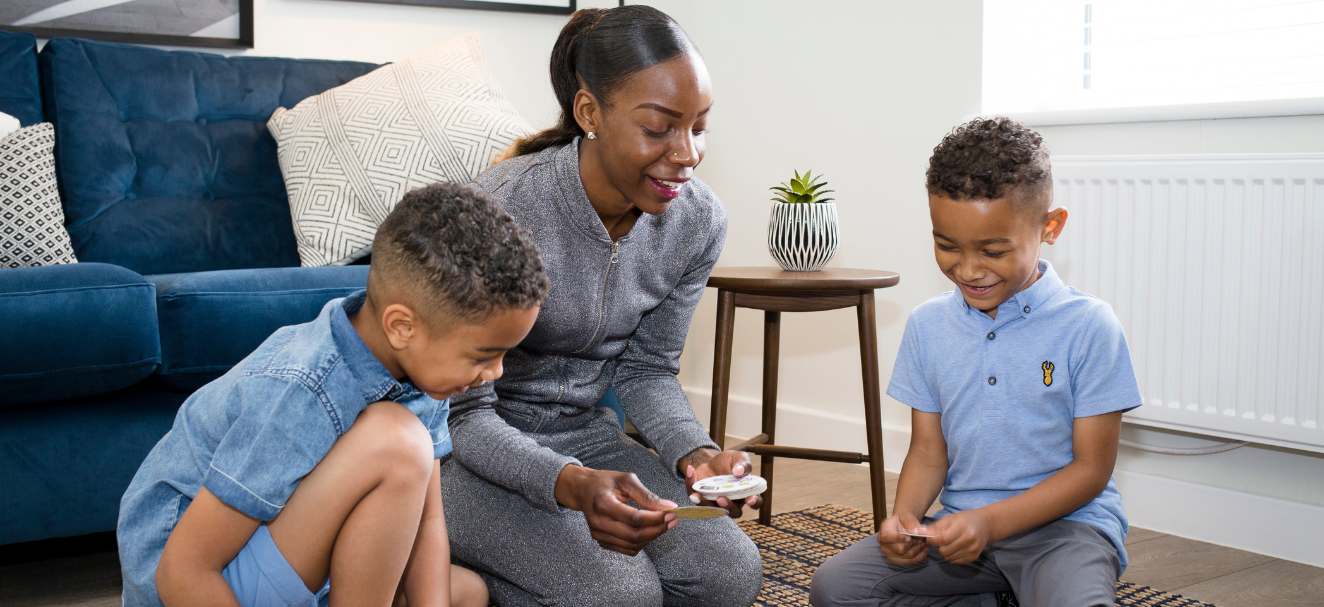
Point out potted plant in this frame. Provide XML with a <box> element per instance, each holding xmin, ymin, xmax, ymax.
<box><xmin>767</xmin><ymin>169</ymin><xmax>838</xmax><ymax>271</ymax></box>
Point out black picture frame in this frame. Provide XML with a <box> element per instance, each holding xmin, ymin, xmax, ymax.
<box><xmin>344</xmin><ymin>0</ymin><xmax>575</xmax><ymax>15</ymax></box>
<box><xmin>0</xmin><ymin>0</ymin><xmax>254</xmax><ymax>49</ymax></box>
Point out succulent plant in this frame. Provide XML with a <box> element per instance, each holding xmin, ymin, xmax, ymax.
<box><xmin>770</xmin><ymin>169</ymin><xmax>835</xmax><ymax>204</ymax></box>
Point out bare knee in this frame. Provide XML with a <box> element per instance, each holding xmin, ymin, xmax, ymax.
<box><xmin>351</xmin><ymin>401</ymin><xmax>435</xmax><ymax>483</ymax></box>
<box><xmin>450</xmin><ymin>565</ymin><xmax>488</xmax><ymax>607</ymax></box>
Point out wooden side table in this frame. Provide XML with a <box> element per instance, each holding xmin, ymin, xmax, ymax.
<box><xmin>706</xmin><ymin>267</ymin><xmax>900</xmax><ymax>528</ymax></box>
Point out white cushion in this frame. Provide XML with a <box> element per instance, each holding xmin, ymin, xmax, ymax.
<box><xmin>268</xmin><ymin>33</ymin><xmax>533</xmax><ymax>267</ymax></box>
<box><xmin>0</xmin><ymin>111</ymin><xmax>19</xmax><ymax>140</ymax></box>
<box><xmin>1</xmin><ymin>123</ymin><xmax>77</xmax><ymax>268</ymax></box>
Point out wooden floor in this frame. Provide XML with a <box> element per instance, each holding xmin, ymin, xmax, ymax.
<box><xmin>1</xmin><ymin>455</ymin><xmax>1321</xmax><ymax>606</ymax></box>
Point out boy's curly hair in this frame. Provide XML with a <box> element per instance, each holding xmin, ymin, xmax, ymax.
<box><xmin>369</xmin><ymin>182</ymin><xmax>548</xmax><ymax>326</ymax></box>
<box><xmin>926</xmin><ymin>117</ymin><xmax>1052</xmax><ymax>212</ymax></box>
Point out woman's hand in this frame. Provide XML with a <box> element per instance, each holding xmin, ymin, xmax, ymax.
<box><xmin>554</xmin><ymin>464</ymin><xmax>678</xmax><ymax>556</ymax></box>
<box><xmin>875</xmin><ymin>513</ymin><xmax>929</xmax><ymax>565</ymax></box>
<box><xmin>927</xmin><ymin>510</ymin><xmax>993</xmax><ymax>565</ymax></box>
<box><xmin>681</xmin><ymin>448</ymin><xmax>763</xmax><ymax>518</ymax></box>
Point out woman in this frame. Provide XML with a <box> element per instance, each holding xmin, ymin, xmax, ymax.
<box><xmin>440</xmin><ymin>6</ymin><xmax>763</xmax><ymax>606</ymax></box>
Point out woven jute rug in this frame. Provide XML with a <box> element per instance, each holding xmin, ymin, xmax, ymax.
<box><xmin>740</xmin><ymin>505</ymin><xmax>1216</xmax><ymax>607</ymax></box>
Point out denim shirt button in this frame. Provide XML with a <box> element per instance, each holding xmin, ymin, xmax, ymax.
<box><xmin>988</xmin><ymin>376</ymin><xmax>997</xmax><ymax>385</ymax></box>
<box><xmin>1023</xmin><ymin>305</ymin><xmax>1031</xmax><ymax>313</ymax></box>
<box><xmin>987</xmin><ymin>331</ymin><xmax>995</xmax><ymax>340</ymax></box>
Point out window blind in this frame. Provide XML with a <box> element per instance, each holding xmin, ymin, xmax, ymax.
<box><xmin>983</xmin><ymin>0</ymin><xmax>1324</xmax><ymax>124</ymax></box>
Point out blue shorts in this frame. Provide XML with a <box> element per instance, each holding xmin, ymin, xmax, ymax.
<box><xmin>222</xmin><ymin>525</ymin><xmax>331</xmax><ymax>607</ymax></box>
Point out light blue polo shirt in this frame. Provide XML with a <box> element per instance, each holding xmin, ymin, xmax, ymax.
<box><xmin>887</xmin><ymin>260</ymin><xmax>1141</xmax><ymax>571</ymax></box>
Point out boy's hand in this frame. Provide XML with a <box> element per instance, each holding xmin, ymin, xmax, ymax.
<box><xmin>928</xmin><ymin>510</ymin><xmax>993</xmax><ymax>564</ymax></box>
<box><xmin>876</xmin><ymin>513</ymin><xmax>930</xmax><ymax>565</ymax></box>
<box><xmin>555</xmin><ymin>464</ymin><xmax>678</xmax><ymax>556</ymax></box>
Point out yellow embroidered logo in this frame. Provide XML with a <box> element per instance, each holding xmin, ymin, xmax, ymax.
<box><xmin>1042</xmin><ymin>361</ymin><xmax>1055</xmax><ymax>387</ymax></box>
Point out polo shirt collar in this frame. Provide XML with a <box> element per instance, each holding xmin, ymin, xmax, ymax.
<box><xmin>1010</xmin><ymin>259</ymin><xmax>1064</xmax><ymax>314</ymax></box>
<box><xmin>952</xmin><ymin>259</ymin><xmax>1065</xmax><ymax>322</ymax></box>
<box><xmin>330</xmin><ymin>290</ymin><xmax>417</xmax><ymax>404</ymax></box>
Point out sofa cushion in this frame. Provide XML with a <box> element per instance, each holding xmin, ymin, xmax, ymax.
<box><xmin>0</xmin><ymin>31</ymin><xmax>42</xmax><ymax>128</ymax></box>
<box><xmin>268</xmin><ymin>33</ymin><xmax>532</xmax><ymax>266</ymax></box>
<box><xmin>0</xmin><ymin>262</ymin><xmax>159</xmax><ymax>408</ymax></box>
<box><xmin>150</xmin><ymin>265</ymin><xmax>369</xmax><ymax>391</ymax></box>
<box><xmin>38</xmin><ymin>37</ymin><xmax>379</xmax><ymax>275</ymax></box>
<box><xmin>0</xmin><ymin>389</ymin><xmax>186</xmax><ymax>545</ymax></box>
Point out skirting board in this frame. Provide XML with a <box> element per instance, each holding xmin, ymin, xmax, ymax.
<box><xmin>683</xmin><ymin>386</ymin><xmax>1324</xmax><ymax>567</ymax></box>
<box><xmin>1113</xmin><ymin>469</ymin><xmax>1324</xmax><ymax>568</ymax></box>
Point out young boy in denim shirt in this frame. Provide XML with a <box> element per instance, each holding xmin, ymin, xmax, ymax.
<box><xmin>118</xmin><ymin>182</ymin><xmax>549</xmax><ymax>607</ymax></box>
<box><xmin>812</xmin><ymin>118</ymin><xmax>1142</xmax><ymax>607</ymax></box>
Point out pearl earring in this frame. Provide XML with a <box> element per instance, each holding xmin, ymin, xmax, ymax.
<box><xmin>587</xmin><ymin>131</ymin><xmax>596</xmax><ymax>140</ymax></box>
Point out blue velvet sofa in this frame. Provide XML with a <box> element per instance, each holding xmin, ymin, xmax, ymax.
<box><xmin>0</xmin><ymin>31</ymin><xmax>383</xmax><ymax>545</ymax></box>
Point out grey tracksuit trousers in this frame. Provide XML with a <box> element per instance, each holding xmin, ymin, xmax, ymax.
<box><xmin>810</xmin><ymin>518</ymin><xmax>1120</xmax><ymax>607</ymax></box>
<box><xmin>440</xmin><ymin>407</ymin><xmax>762</xmax><ymax>607</ymax></box>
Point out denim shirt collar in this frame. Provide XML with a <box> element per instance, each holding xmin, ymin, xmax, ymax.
<box><xmin>954</xmin><ymin>259</ymin><xmax>1065</xmax><ymax>329</ymax></box>
<box><xmin>330</xmin><ymin>290</ymin><xmax>418</xmax><ymax>403</ymax></box>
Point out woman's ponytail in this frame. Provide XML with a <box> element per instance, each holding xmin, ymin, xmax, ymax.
<box><xmin>505</xmin><ymin>10</ymin><xmax>605</xmax><ymax>158</ymax></box>
<box><xmin>504</xmin><ymin>5</ymin><xmax>694</xmax><ymax>159</ymax></box>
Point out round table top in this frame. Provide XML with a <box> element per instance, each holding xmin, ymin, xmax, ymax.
<box><xmin>707</xmin><ymin>267</ymin><xmax>900</xmax><ymax>291</ymax></box>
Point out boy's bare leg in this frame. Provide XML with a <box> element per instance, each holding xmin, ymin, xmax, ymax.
<box><xmin>450</xmin><ymin>565</ymin><xmax>488</xmax><ymax>607</ymax></box>
<box><xmin>267</xmin><ymin>401</ymin><xmax>436</xmax><ymax>606</ymax></box>
<box><xmin>393</xmin><ymin>566</ymin><xmax>488</xmax><ymax>607</ymax></box>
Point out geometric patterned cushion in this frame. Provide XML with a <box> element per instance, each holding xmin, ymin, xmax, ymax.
<box><xmin>268</xmin><ymin>32</ymin><xmax>532</xmax><ymax>267</ymax></box>
<box><xmin>0</xmin><ymin>123</ymin><xmax>77</xmax><ymax>268</ymax></box>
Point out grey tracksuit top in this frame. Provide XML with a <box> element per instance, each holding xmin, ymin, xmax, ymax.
<box><xmin>450</xmin><ymin>138</ymin><xmax>726</xmax><ymax>512</ymax></box>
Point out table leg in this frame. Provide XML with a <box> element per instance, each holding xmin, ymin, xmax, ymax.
<box><xmin>857</xmin><ymin>291</ymin><xmax>888</xmax><ymax>529</ymax></box>
<box><xmin>759</xmin><ymin>310</ymin><xmax>781</xmax><ymax>526</ymax></box>
<box><xmin>709</xmin><ymin>289</ymin><xmax>736</xmax><ymax>448</ymax></box>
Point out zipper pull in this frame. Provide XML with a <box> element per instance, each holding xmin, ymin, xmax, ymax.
<box><xmin>610</xmin><ymin>241</ymin><xmax>620</xmax><ymax>264</ymax></box>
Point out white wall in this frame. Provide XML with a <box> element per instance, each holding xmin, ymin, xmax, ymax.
<box><xmin>210</xmin><ymin>0</ymin><xmax>618</xmax><ymax>128</ymax></box>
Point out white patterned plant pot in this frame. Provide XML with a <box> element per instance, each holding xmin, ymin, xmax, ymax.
<box><xmin>767</xmin><ymin>202</ymin><xmax>839</xmax><ymax>272</ymax></box>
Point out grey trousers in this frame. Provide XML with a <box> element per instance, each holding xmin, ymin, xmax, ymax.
<box><xmin>810</xmin><ymin>518</ymin><xmax>1120</xmax><ymax>607</ymax></box>
<box><xmin>439</xmin><ymin>408</ymin><xmax>763</xmax><ymax>607</ymax></box>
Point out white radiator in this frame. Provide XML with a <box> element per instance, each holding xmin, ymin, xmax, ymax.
<box><xmin>1046</xmin><ymin>154</ymin><xmax>1324</xmax><ymax>454</ymax></box>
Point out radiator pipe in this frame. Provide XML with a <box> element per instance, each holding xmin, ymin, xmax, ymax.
<box><xmin>1119</xmin><ymin>438</ymin><xmax>1249</xmax><ymax>456</ymax></box>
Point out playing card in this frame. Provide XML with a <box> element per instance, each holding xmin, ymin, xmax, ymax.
<box><xmin>665</xmin><ymin>506</ymin><xmax>729</xmax><ymax>519</ymax></box>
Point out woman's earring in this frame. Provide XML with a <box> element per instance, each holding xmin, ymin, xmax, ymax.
<box><xmin>587</xmin><ymin>131</ymin><xmax>596</xmax><ymax>140</ymax></box>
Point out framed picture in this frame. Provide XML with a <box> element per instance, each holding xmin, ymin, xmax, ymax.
<box><xmin>0</xmin><ymin>0</ymin><xmax>253</xmax><ymax>49</ymax></box>
<box><xmin>348</xmin><ymin>0</ymin><xmax>575</xmax><ymax>15</ymax></box>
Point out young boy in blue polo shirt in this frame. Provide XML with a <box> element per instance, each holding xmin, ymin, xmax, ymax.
<box><xmin>118</xmin><ymin>183</ymin><xmax>549</xmax><ymax>607</ymax></box>
<box><xmin>812</xmin><ymin>118</ymin><xmax>1142</xmax><ymax>607</ymax></box>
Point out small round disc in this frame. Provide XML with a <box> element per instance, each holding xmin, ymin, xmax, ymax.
<box><xmin>693</xmin><ymin>474</ymin><xmax>767</xmax><ymax>501</ymax></box>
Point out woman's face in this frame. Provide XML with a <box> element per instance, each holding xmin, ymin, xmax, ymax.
<box><xmin>580</xmin><ymin>51</ymin><xmax>713</xmax><ymax>216</ymax></box>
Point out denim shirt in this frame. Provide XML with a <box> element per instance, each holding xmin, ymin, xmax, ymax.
<box><xmin>118</xmin><ymin>291</ymin><xmax>451</xmax><ymax>607</ymax></box>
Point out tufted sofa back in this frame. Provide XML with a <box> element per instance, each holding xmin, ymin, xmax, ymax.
<box><xmin>39</xmin><ymin>38</ymin><xmax>379</xmax><ymax>275</ymax></box>
<box><xmin>0</xmin><ymin>31</ymin><xmax>42</xmax><ymax>127</ymax></box>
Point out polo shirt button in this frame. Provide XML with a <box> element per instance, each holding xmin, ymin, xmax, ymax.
<box><xmin>987</xmin><ymin>331</ymin><xmax>995</xmax><ymax>340</ymax></box>
<box><xmin>1024</xmin><ymin>305</ymin><xmax>1031</xmax><ymax>313</ymax></box>
<box><xmin>988</xmin><ymin>376</ymin><xmax>997</xmax><ymax>385</ymax></box>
